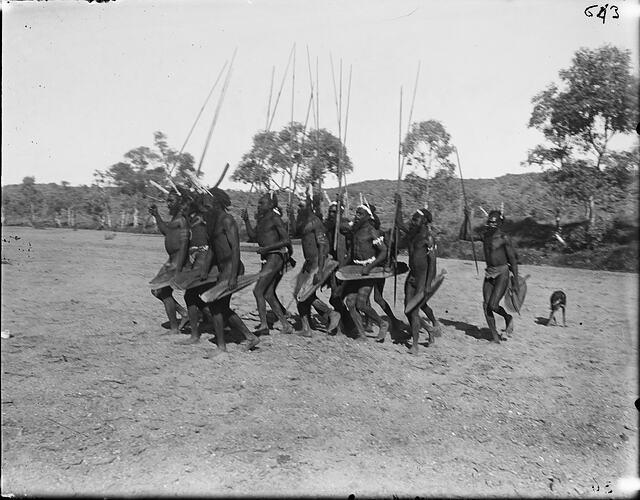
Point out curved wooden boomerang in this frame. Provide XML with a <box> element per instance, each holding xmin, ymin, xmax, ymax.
<box><xmin>212</xmin><ymin>163</ymin><xmax>230</xmax><ymax>189</ymax></box>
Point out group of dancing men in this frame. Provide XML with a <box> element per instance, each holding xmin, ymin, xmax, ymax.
<box><xmin>148</xmin><ymin>183</ymin><xmax>520</xmax><ymax>356</ymax></box>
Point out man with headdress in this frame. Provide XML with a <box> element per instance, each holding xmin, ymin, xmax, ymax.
<box><xmin>195</xmin><ymin>187</ymin><xmax>261</xmax><ymax>355</ymax></box>
<box><xmin>366</xmin><ymin>203</ymin><xmax>404</xmax><ymax>337</ymax></box>
<box><xmin>340</xmin><ymin>203</ymin><xmax>390</xmax><ymax>340</ymax></box>
<box><xmin>322</xmin><ymin>195</ymin><xmax>357</xmax><ymax>335</ymax></box>
<box><xmin>291</xmin><ymin>191</ymin><xmax>341</xmax><ymax>337</ymax></box>
<box><xmin>172</xmin><ymin>192</ymin><xmax>222</xmax><ymax>346</ymax></box>
<box><xmin>241</xmin><ymin>191</ymin><xmax>294</xmax><ymax>335</ymax></box>
<box><xmin>459</xmin><ymin>205</ymin><xmax>519</xmax><ymax>343</ymax></box>
<box><xmin>148</xmin><ymin>190</ymin><xmax>189</xmax><ymax>335</ymax></box>
<box><xmin>385</xmin><ymin>194</ymin><xmax>440</xmax><ymax>354</ymax></box>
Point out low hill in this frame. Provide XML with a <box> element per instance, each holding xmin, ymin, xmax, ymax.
<box><xmin>2</xmin><ymin>173</ymin><xmax>638</xmax><ymax>271</ymax></box>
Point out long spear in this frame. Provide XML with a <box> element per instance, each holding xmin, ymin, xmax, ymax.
<box><xmin>197</xmin><ymin>48</ymin><xmax>237</xmax><ymax>176</ymax></box>
<box><xmin>286</xmin><ymin>45</ymin><xmax>297</xmax><ymax>237</ymax></box>
<box><xmin>267</xmin><ymin>44</ymin><xmax>295</xmax><ymax>131</ymax></box>
<box><xmin>392</xmin><ymin>87</ymin><xmax>403</xmax><ymax>304</ymax></box>
<box><xmin>171</xmin><ymin>60</ymin><xmax>229</xmax><ymax>175</ymax></box>
<box><xmin>454</xmin><ymin>146</ymin><xmax>479</xmax><ymax>275</ymax></box>
<box><xmin>330</xmin><ymin>54</ymin><xmax>344</xmax><ymax>253</ymax></box>
<box><xmin>265</xmin><ymin>66</ymin><xmax>275</xmax><ymax>131</ymax></box>
<box><xmin>391</xmin><ymin>62</ymin><xmax>421</xmax><ymax>304</ymax></box>
<box><xmin>341</xmin><ymin>65</ymin><xmax>353</xmax><ymax>217</ymax></box>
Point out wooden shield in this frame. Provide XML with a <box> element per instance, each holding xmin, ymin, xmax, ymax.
<box><xmin>404</xmin><ymin>269</ymin><xmax>447</xmax><ymax>314</ymax></box>
<box><xmin>296</xmin><ymin>259</ymin><xmax>340</xmax><ymax>302</ymax></box>
<box><xmin>199</xmin><ymin>271</ymin><xmax>266</xmax><ymax>303</ymax></box>
<box><xmin>148</xmin><ymin>261</ymin><xmax>177</xmax><ymax>289</ymax></box>
<box><xmin>504</xmin><ymin>274</ymin><xmax>529</xmax><ymax>314</ymax></box>
<box><xmin>336</xmin><ymin>265</ymin><xmax>395</xmax><ymax>282</ymax></box>
<box><xmin>170</xmin><ymin>267</ymin><xmax>220</xmax><ymax>291</ymax></box>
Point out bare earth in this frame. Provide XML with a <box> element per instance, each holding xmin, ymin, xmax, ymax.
<box><xmin>1</xmin><ymin>227</ymin><xmax>637</xmax><ymax>497</ymax></box>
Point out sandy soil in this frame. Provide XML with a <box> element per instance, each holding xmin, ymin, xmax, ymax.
<box><xmin>1</xmin><ymin>227</ymin><xmax>638</xmax><ymax>497</ymax></box>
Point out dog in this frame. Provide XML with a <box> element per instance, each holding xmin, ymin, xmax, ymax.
<box><xmin>547</xmin><ymin>290</ymin><xmax>566</xmax><ymax>327</ymax></box>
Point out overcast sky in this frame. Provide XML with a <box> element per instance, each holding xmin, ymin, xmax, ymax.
<box><xmin>2</xmin><ymin>0</ymin><xmax>638</xmax><ymax>191</ymax></box>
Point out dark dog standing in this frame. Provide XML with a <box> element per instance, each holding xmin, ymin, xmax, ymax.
<box><xmin>547</xmin><ymin>290</ymin><xmax>566</xmax><ymax>327</ymax></box>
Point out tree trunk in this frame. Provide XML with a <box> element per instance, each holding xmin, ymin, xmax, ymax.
<box><xmin>132</xmin><ymin>207</ymin><xmax>139</xmax><ymax>228</ymax></box>
<box><xmin>29</xmin><ymin>202</ymin><xmax>35</xmax><ymax>227</ymax></box>
<box><xmin>120</xmin><ymin>210</ymin><xmax>126</xmax><ymax>229</ymax></box>
<box><xmin>67</xmin><ymin>208</ymin><xmax>72</xmax><ymax>227</ymax></box>
<box><xmin>587</xmin><ymin>195</ymin><xmax>595</xmax><ymax>226</ymax></box>
<box><xmin>106</xmin><ymin>211</ymin><xmax>112</xmax><ymax>229</ymax></box>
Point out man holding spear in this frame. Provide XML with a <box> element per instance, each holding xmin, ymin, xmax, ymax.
<box><xmin>459</xmin><ymin>205</ymin><xmax>520</xmax><ymax>344</ymax></box>
<box><xmin>455</xmin><ymin>148</ymin><xmax>519</xmax><ymax>343</ymax></box>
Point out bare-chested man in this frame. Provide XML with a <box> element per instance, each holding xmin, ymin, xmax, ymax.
<box><xmin>148</xmin><ymin>192</ymin><xmax>189</xmax><ymax>335</ymax></box>
<box><xmin>241</xmin><ymin>192</ymin><xmax>294</xmax><ymax>335</ymax></box>
<box><xmin>368</xmin><ymin>203</ymin><xmax>403</xmax><ymax>336</ymax></box>
<box><xmin>174</xmin><ymin>194</ymin><xmax>219</xmax><ymax>345</ymax></box>
<box><xmin>341</xmin><ymin>204</ymin><xmax>390</xmax><ymax>340</ymax></box>
<box><xmin>388</xmin><ymin>195</ymin><xmax>439</xmax><ymax>354</ymax></box>
<box><xmin>201</xmin><ymin>188</ymin><xmax>261</xmax><ymax>355</ymax></box>
<box><xmin>460</xmin><ymin>207</ymin><xmax>519</xmax><ymax>343</ymax></box>
<box><xmin>292</xmin><ymin>194</ymin><xmax>341</xmax><ymax>337</ymax></box>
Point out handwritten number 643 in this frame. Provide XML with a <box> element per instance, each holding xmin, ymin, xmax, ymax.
<box><xmin>584</xmin><ymin>4</ymin><xmax>620</xmax><ymax>24</ymax></box>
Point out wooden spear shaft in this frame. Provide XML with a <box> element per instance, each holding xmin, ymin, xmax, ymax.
<box><xmin>266</xmin><ymin>66</ymin><xmax>275</xmax><ymax>131</ymax></box>
<box><xmin>197</xmin><ymin>48</ymin><xmax>237</xmax><ymax>176</ymax></box>
<box><xmin>393</xmin><ymin>87</ymin><xmax>403</xmax><ymax>305</ymax></box>
<box><xmin>454</xmin><ymin>146</ymin><xmax>479</xmax><ymax>275</ymax></box>
<box><xmin>173</xmin><ymin>60</ymin><xmax>228</xmax><ymax>174</ymax></box>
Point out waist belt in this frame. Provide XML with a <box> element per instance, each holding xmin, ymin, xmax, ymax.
<box><xmin>353</xmin><ymin>256</ymin><xmax>375</xmax><ymax>266</ymax></box>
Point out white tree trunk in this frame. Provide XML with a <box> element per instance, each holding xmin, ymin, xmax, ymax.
<box><xmin>106</xmin><ymin>211</ymin><xmax>112</xmax><ymax>229</ymax></box>
<box><xmin>120</xmin><ymin>210</ymin><xmax>126</xmax><ymax>229</ymax></box>
<box><xmin>132</xmin><ymin>207</ymin><xmax>139</xmax><ymax>228</ymax></box>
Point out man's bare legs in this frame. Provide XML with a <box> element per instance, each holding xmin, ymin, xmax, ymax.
<box><xmin>482</xmin><ymin>274</ymin><xmax>512</xmax><ymax>343</ymax></box>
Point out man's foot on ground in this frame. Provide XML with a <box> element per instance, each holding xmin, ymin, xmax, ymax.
<box><xmin>327</xmin><ymin>311</ymin><xmax>341</xmax><ymax>333</ymax></box>
<box><xmin>178</xmin><ymin>316</ymin><xmax>190</xmax><ymax>330</ymax></box>
<box><xmin>254</xmin><ymin>326</ymin><xmax>270</xmax><ymax>336</ymax></box>
<box><xmin>354</xmin><ymin>334</ymin><xmax>367</xmax><ymax>342</ymax></box>
<box><xmin>295</xmin><ymin>329</ymin><xmax>313</xmax><ymax>338</ymax></box>
<box><xmin>378</xmin><ymin>319</ymin><xmax>390</xmax><ymax>339</ymax></box>
<box><xmin>176</xmin><ymin>336</ymin><xmax>200</xmax><ymax>345</ymax></box>
<box><xmin>505</xmin><ymin>315</ymin><xmax>514</xmax><ymax>337</ymax></box>
<box><xmin>409</xmin><ymin>344</ymin><xmax>419</xmax><ymax>355</ymax></box>
<box><xmin>432</xmin><ymin>322</ymin><xmax>443</xmax><ymax>337</ymax></box>
<box><xmin>280</xmin><ymin>323</ymin><xmax>294</xmax><ymax>335</ymax></box>
<box><xmin>203</xmin><ymin>348</ymin><xmax>229</xmax><ymax>358</ymax></box>
<box><xmin>243</xmin><ymin>335</ymin><xmax>260</xmax><ymax>351</ymax></box>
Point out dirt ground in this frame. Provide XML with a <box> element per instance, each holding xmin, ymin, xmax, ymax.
<box><xmin>1</xmin><ymin>227</ymin><xmax>638</xmax><ymax>497</ymax></box>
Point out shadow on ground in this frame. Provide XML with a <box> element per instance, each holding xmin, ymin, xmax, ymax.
<box><xmin>439</xmin><ymin>318</ymin><xmax>494</xmax><ymax>341</ymax></box>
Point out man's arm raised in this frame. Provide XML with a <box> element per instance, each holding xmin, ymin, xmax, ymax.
<box><xmin>223</xmin><ymin>215</ymin><xmax>241</xmax><ymax>289</ymax></box>
<box><xmin>240</xmin><ymin>209</ymin><xmax>257</xmax><ymax>242</ymax></box>
<box><xmin>458</xmin><ymin>206</ymin><xmax>474</xmax><ymax>242</ymax></box>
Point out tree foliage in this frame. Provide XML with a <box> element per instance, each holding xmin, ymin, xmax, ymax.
<box><xmin>401</xmin><ymin>119</ymin><xmax>456</xmax><ymax>205</ymax></box>
<box><xmin>526</xmin><ymin>45</ymin><xmax>639</xmax><ymax>223</ymax></box>
<box><xmin>232</xmin><ymin>124</ymin><xmax>352</xmax><ymax>191</ymax></box>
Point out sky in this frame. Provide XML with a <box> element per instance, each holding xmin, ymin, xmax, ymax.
<box><xmin>2</xmin><ymin>0</ymin><xmax>639</xmax><ymax>191</ymax></box>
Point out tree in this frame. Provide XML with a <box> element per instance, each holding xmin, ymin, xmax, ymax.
<box><xmin>232</xmin><ymin>124</ymin><xmax>352</xmax><ymax>191</ymax></box>
<box><xmin>19</xmin><ymin>176</ymin><xmax>44</xmax><ymax>226</ymax></box>
<box><xmin>526</xmin><ymin>45</ymin><xmax>639</xmax><ymax>224</ymax></box>
<box><xmin>94</xmin><ymin>131</ymin><xmax>197</xmax><ymax>228</ymax></box>
<box><xmin>401</xmin><ymin>119</ymin><xmax>456</xmax><ymax>204</ymax></box>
